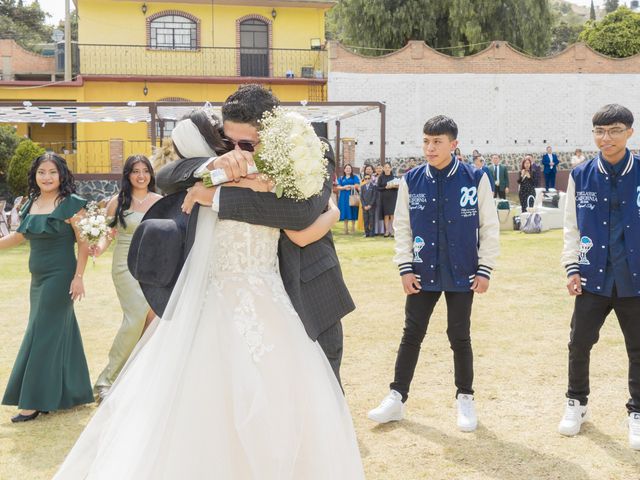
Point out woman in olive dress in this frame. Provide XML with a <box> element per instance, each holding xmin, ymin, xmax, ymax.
<box><xmin>0</xmin><ymin>153</ymin><xmax>93</xmax><ymax>422</ymax></box>
<box><xmin>91</xmin><ymin>155</ymin><xmax>162</xmax><ymax>401</ymax></box>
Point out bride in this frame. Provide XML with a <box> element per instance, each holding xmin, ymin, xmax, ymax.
<box><xmin>53</xmin><ymin>116</ymin><xmax>365</xmax><ymax>479</ymax></box>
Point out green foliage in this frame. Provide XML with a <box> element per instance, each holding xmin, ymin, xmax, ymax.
<box><xmin>590</xmin><ymin>0</ymin><xmax>596</xmax><ymax>20</ymax></box>
<box><xmin>328</xmin><ymin>0</ymin><xmax>553</xmax><ymax>57</ymax></box>
<box><xmin>0</xmin><ymin>125</ymin><xmax>23</xmax><ymax>179</ymax></box>
<box><xmin>549</xmin><ymin>21</ymin><xmax>584</xmax><ymax>54</ymax></box>
<box><xmin>604</xmin><ymin>0</ymin><xmax>619</xmax><ymax>13</ymax></box>
<box><xmin>57</xmin><ymin>10</ymin><xmax>78</xmax><ymax>42</ymax></box>
<box><xmin>580</xmin><ymin>6</ymin><xmax>640</xmax><ymax>58</ymax></box>
<box><xmin>0</xmin><ymin>0</ymin><xmax>53</xmax><ymax>52</ymax></box>
<box><xmin>7</xmin><ymin>140</ymin><xmax>44</xmax><ymax>197</ymax></box>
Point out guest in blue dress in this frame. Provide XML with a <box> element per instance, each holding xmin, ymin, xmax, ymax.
<box><xmin>337</xmin><ymin>164</ymin><xmax>360</xmax><ymax>234</ymax></box>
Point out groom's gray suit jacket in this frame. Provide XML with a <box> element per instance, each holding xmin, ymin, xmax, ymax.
<box><xmin>156</xmin><ymin>143</ymin><xmax>355</xmax><ymax>340</ymax></box>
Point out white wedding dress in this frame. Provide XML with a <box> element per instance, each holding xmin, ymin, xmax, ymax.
<box><xmin>54</xmin><ymin>208</ymin><xmax>364</xmax><ymax>479</ymax></box>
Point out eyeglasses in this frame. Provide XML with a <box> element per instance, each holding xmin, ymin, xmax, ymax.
<box><xmin>592</xmin><ymin>127</ymin><xmax>629</xmax><ymax>139</ymax></box>
<box><xmin>221</xmin><ymin>137</ymin><xmax>260</xmax><ymax>153</ymax></box>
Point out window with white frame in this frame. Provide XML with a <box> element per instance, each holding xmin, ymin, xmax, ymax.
<box><xmin>150</xmin><ymin>15</ymin><xmax>197</xmax><ymax>50</ymax></box>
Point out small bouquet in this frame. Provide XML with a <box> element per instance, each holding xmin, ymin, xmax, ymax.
<box><xmin>202</xmin><ymin>108</ymin><xmax>328</xmax><ymax>200</ymax></box>
<box><xmin>386</xmin><ymin>177</ymin><xmax>401</xmax><ymax>188</ymax></box>
<box><xmin>77</xmin><ymin>201</ymin><xmax>111</xmax><ymax>264</ymax></box>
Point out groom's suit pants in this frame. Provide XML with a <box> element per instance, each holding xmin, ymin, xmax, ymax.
<box><xmin>317</xmin><ymin>321</ymin><xmax>343</xmax><ymax>387</ymax></box>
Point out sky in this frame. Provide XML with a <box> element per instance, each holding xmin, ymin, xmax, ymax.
<box><xmin>33</xmin><ymin>0</ymin><xmax>72</xmax><ymax>26</ymax></box>
<box><xmin>33</xmin><ymin>0</ymin><xmax>610</xmax><ymax>26</ymax></box>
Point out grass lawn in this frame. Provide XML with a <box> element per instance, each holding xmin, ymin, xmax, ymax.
<box><xmin>1</xmin><ymin>228</ymin><xmax>639</xmax><ymax>479</ymax></box>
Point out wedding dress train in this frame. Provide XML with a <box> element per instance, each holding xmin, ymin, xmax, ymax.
<box><xmin>54</xmin><ymin>208</ymin><xmax>364</xmax><ymax>479</ymax></box>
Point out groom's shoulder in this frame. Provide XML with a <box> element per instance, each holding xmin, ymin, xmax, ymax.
<box><xmin>158</xmin><ymin>157</ymin><xmax>208</xmax><ymax>181</ymax></box>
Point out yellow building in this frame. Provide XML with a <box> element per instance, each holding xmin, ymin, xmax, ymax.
<box><xmin>0</xmin><ymin>0</ymin><xmax>334</xmax><ymax>172</ymax></box>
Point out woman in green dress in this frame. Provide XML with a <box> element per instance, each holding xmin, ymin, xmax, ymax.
<box><xmin>0</xmin><ymin>153</ymin><xmax>93</xmax><ymax>422</ymax></box>
<box><xmin>91</xmin><ymin>155</ymin><xmax>161</xmax><ymax>401</ymax></box>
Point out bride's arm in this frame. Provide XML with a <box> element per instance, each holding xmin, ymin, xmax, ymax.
<box><xmin>283</xmin><ymin>198</ymin><xmax>339</xmax><ymax>248</ymax></box>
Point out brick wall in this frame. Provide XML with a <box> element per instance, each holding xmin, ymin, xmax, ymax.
<box><xmin>327</xmin><ymin>41</ymin><xmax>640</xmax><ymax>168</ymax></box>
<box><xmin>0</xmin><ymin>39</ymin><xmax>55</xmax><ymax>79</ymax></box>
<box><xmin>328</xmin><ymin>40</ymin><xmax>640</xmax><ymax>75</ymax></box>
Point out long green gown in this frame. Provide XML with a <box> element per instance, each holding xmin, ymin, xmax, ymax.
<box><xmin>2</xmin><ymin>194</ymin><xmax>94</xmax><ymax>411</ymax></box>
<box><xmin>94</xmin><ymin>210</ymin><xmax>150</xmax><ymax>392</ymax></box>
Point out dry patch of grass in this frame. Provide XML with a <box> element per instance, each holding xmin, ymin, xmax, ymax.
<box><xmin>1</xmin><ymin>230</ymin><xmax>640</xmax><ymax>479</ymax></box>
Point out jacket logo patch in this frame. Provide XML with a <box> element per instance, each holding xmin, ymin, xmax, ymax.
<box><xmin>460</xmin><ymin>187</ymin><xmax>478</xmax><ymax>207</ymax></box>
<box><xmin>578</xmin><ymin>236</ymin><xmax>593</xmax><ymax>265</ymax></box>
<box><xmin>413</xmin><ymin>236</ymin><xmax>425</xmax><ymax>263</ymax></box>
<box><xmin>409</xmin><ymin>193</ymin><xmax>428</xmax><ymax>211</ymax></box>
<box><xmin>576</xmin><ymin>191</ymin><xmax>597</xmax><ymax>211</ymax></box>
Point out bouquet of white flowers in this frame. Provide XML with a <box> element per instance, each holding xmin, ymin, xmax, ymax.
<box><xmin>202</xmin><ymin>108</ymin><xmax>328</xmax><ymax>200</ymax></box>
<box><xmin>77</xmin><ymin>201</ymin><xmax>111</xmax><ymax>263</ymax></box>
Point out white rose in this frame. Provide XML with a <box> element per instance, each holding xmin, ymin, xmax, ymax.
<box><xmin>96</xmin><ymin>215</ymin><xmax>105</xmax><ymax>224</ymax></box>
<box><xmin>296</xmin><ymin>171</ymin><xmax>323</xmax><ymax>198</ymax></box>
<box><xmin>90</xmin><ymin>227</ymin><xmax>100</xmax><ymax>237</ymax></box>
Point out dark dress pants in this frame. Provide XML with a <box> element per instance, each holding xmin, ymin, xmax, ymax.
<box><xmin>544</xmin><ymin>171</ymin><xmax>556</xmax><ymax>190</ymax></box>
<box><xmin>567</xmin><ymin>289</ymin><xmax>640</xmax><ymax>413</ymax></box>
<box><xmin>363</xmin><ymin>208</ymin><xmax>374</xmax><ymax>236</ymax></box>
<box><xmin>390</xmin><ymin>290</ymin><xmax>474</xmax><ymax>402</ymax></box>
<box><xmin>317</xmin><ymin>320</ymin><xmax>343</xmax><ymax>387</ymax></box>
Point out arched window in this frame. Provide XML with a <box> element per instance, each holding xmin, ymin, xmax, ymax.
<box><xmin>149</xmin><ymin>14</ymin><xmax>197</xmax><ymax>50</ymax></box>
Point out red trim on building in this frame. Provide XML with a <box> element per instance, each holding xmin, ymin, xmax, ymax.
<box><xmin>0</xmin><ymin>78</ymin><xmax>84</xmax><ymax>87</ymax></box>
<box><xmin>81</xmin><ymin>75</ymin><xmax>326</xmax><ymax>85</ymax></box>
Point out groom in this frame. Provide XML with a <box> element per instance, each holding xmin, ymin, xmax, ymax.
<box><xmin>156</xmin><ymin>85</ymin><xmax>354</xmax><ymax>383</ymax></box>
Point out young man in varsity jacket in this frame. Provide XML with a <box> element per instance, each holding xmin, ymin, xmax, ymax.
<box><xmin>368</xmin><ymin>116</ymin><xmax>499</xmax><ymax>431</ymax></box>
<box><xmin>559</xmin><ymin>104</ymin><xmax>640</xmax><ymax>450</ymax></box>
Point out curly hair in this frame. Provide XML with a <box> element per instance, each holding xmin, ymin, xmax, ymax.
<box><xmin>27</xmin><ymin>153</ymin><xmax>76</xmax><ymax>202</ymax></box>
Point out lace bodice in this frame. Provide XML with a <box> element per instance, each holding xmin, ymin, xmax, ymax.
<box><xmin>211</xmin><ymin>220</ymin><xmax>281</xmax><ymax>275</ymax></box>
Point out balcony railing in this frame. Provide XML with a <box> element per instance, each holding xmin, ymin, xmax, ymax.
<box><xmin>78</xmin><ymin>44</ymin><xmax>327</xmax><ymax>79</ymax></box>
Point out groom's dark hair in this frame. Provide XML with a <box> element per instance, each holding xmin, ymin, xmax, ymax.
<box><xmin>222</xmin><ymin>84</ymin><xmax>280</xmax><ymax>127</ymax></box>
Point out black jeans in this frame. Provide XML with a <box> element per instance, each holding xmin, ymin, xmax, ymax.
<box><xmin>363</xmin><ymin>208</ymin><xmax>375</xmax><ymax>236</ymax></box>
<box><xmin>567</xmin><ymin>289</ymin><xmax>640</xmax><ymax>413</ymax></box>
<box><xmin>390</xmin><ymin>290</ymin><xmax>474</xmax><ymax>402</ymax></box>
<box><xmin>494</xmin><ymin>187</ymin><xmax>506</xmax><ymax>200</ymax></box>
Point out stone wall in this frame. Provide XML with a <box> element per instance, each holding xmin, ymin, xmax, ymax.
<box><xmin>76</xmin><ymin>179</ymin><xmax>119</xmax><ymax>203</ymax></box>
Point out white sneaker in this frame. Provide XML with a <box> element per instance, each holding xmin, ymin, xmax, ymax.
<box><xmin>558</xmin><ymin>399</ymin><xmax>588</xmax><ymax>436</ymax></box>
<box><xmin>629</xmin><ymin>413</ymin><xmax>640</xmax><ymax>450</ymax></box>
<box><xmin>367</xmin><ymin>390</ymin><xmax>405</xmax><ymax>423</ymax></box>
<box><xmin>456</xmin><ymin>394</ymin><xmax>478</xmax><ymax>432</ymax></box>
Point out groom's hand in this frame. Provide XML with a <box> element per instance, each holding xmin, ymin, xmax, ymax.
<box><xmin>209</xmin><ymin>150</ymin><xmax>256</xmax><ymax>182</ymax></box>
<box><xmin>181</xmin><ymin>182</ymin><xmax>215</xmax><ymax>214</ymax></box>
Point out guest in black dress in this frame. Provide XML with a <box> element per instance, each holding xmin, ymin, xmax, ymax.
<box><xmin>377</xmin><ymin>162</ymin><xmax>398</xmax><ymax>237</ymax></box>
<box><xmin>517</xmin><ymin>155</ymin><xmax>537</xmax><ymax>213</ymax></box>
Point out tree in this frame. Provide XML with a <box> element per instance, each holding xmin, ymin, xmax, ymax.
<box><xmin>57</xmin><ymin>10</ymin><xmax>78</xmax><ymax>42</ymax></box>
<box><xmin>580</xmin><ymin>6</ymin><xmax>640</xmax><ymax>57</ymax></box>
<box><xmin>604</xmin><ymin>0</ymin><xmax>619</xmax><ymax>13</ymax></box>
<box><xmin>0</xmin><ymin>125</ymin><xmax>23</xmax><ymax>180</ymax></box>
<box><xmin>7</xmin><ymin>140</ymin><xmax>44</xmax><ymax>197</ymax></box>
<box><xmin>328</xmin><ymin>0</ymin><xmax>553</xmax><ymax>56</ymax></box>
<box><xmin>590</xmin><ymin>0</ymin><xmax>596</xmax><ymax>20</ymax></box>
<box><xmin>549</xmin><ymin>21</ymin><xmax>584</xmax><ymax>54</ymax></box>
<box><xmin>0</xmin><ymin>0</ymin><xmax>53</xmax><ymax>52</ymax></box>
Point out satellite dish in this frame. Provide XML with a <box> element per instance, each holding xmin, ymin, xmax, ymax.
<box><xmin>52</xmin><ymin>29</ymin><xmax>64</xmax><ymax>42</ymax></box>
